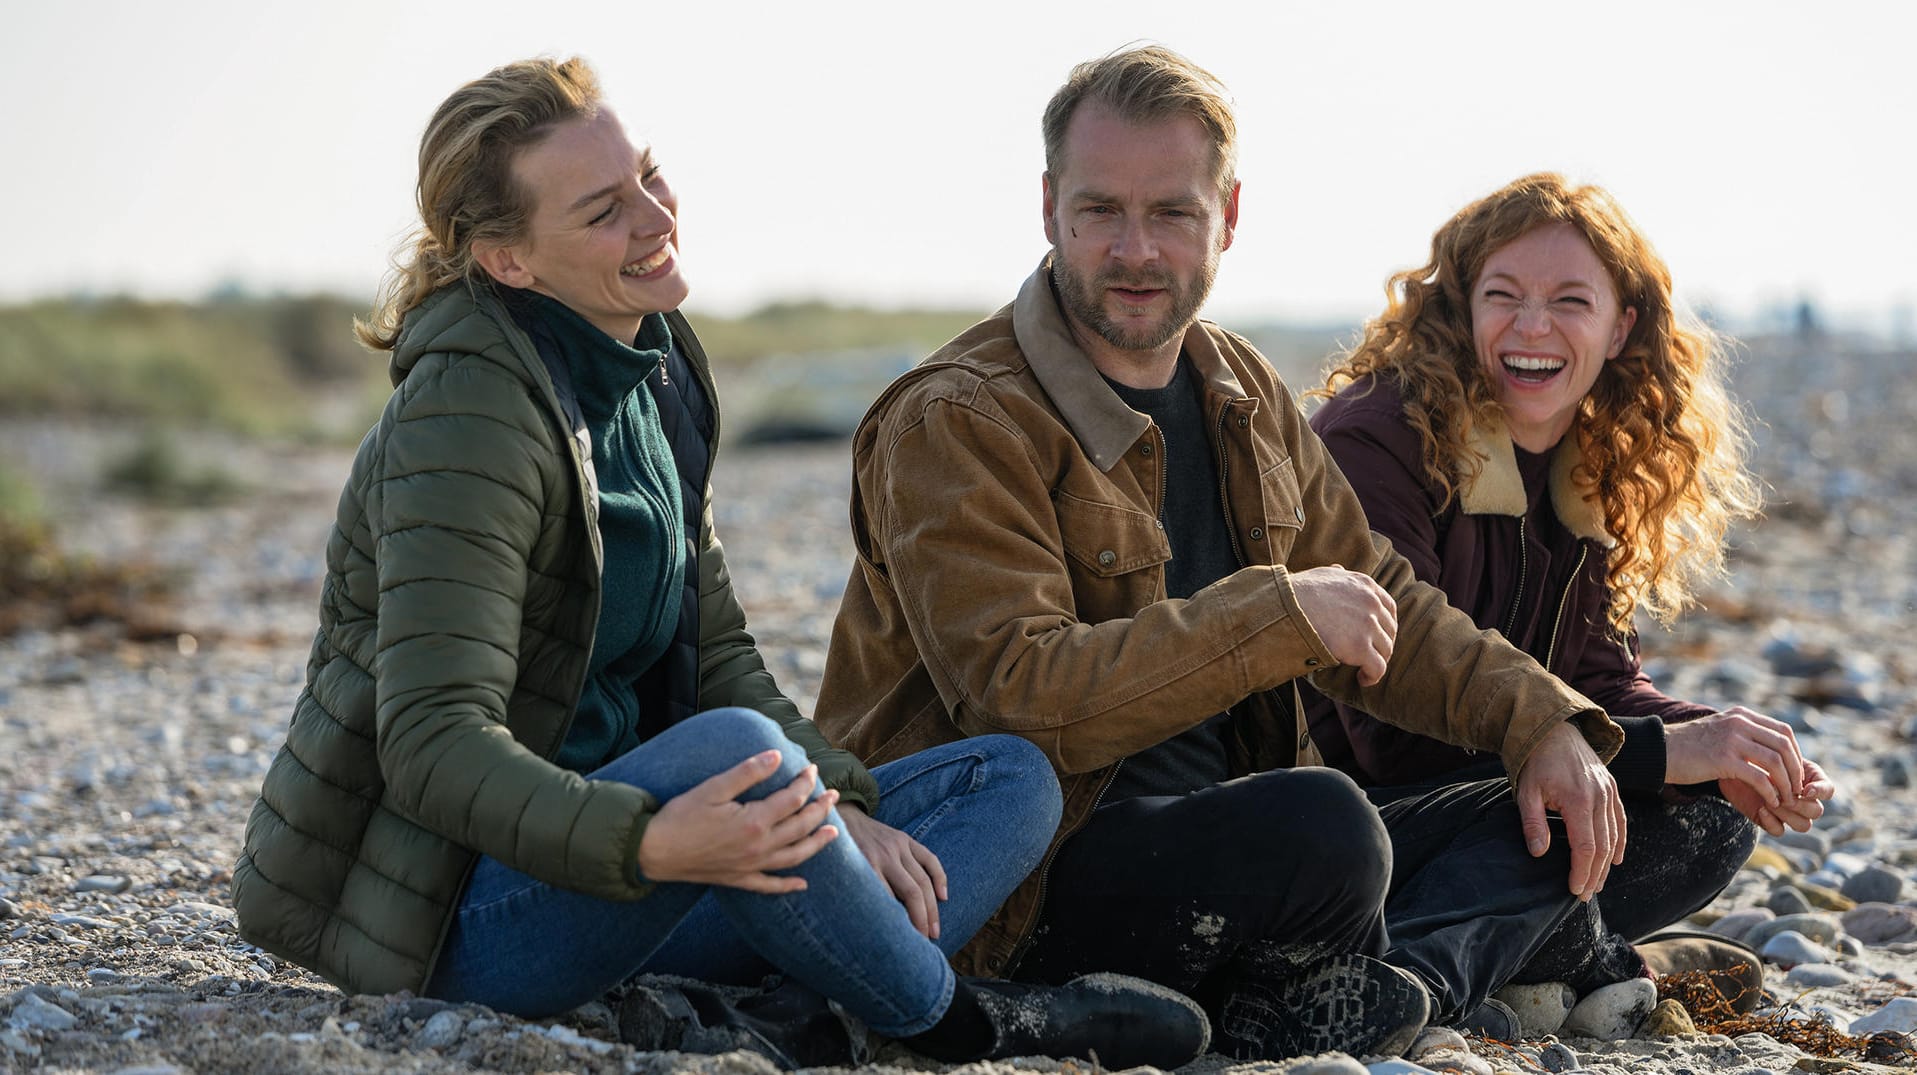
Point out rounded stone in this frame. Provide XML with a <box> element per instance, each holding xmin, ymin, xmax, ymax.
<box><xmin>1839</xmin><ymin>864</ymin><xmax>1907</xmax><ymax>905</ymax></box>
<box><xmin>1561</xmin><ymin>979</ymin><xmax>1657</xmax><ymax>1041</ymax></box>
<box><xmin>1848</xmin><ymin>996</ymin><xmax>1917</xmax><ymax>1036</ymax></box>
<box><xmin>1743</xmin><ymin>912</ymin><xmax>1843</xmax><ymax>949</ymax></box>
<box><xmin>1759</xmin><ymin>930</ymin><xmax>1834</xmax><ymax>968</ymax></box>
<box><xmin>1764</xmin><ymin>886</ymin><xmax>1813</xmax><ymax>916</ymax></box>
<box><xmin>1709</xmin><ymin>908</ymin><xmax>1775</xmax><ymax>942</ymax></box>
<box><xmin>1785</xmin><ymin>963</ymin><xmax>1857</xmax><ymax>988</ymax></box>
<box><xmin>1639</xmin><ymin>998</ymin><xmax>1697</xmax><ymax>1038</ymax></box>
<box><xmin>1537</xmin><ymin>1041</ymin><xmax>1579</xmax><ymax>1073</ymax></box>
<box><xmin>1841</xmin><ymin>902</ymin><xmax>1917</xmax><ymax>944</ymax></box>
<box><xmin>1494</xmin><ymin>981</ymin><xmax>1576</xmax><ymax>1039</ymax></box>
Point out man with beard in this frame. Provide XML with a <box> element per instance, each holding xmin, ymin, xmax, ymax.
<box><xmin>815</xmin><ymin>46</ymin><xmax>1634</xmax><ymax>1061</ymax></box>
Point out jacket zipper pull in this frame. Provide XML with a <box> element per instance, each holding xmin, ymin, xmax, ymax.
<box><xmin>658</xmin><ymin>356</ymin><xmax>670</xmax><ymax>386</ymax></box>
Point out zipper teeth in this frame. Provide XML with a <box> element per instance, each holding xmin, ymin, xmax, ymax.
<box><xmin>1545</xmin><ymin>544</ymin><xmax>1588</xmax><ymax>670</ymax></box>
<box><xmin>1502</xmin><ymin>517</ymin><xmax>1529</xmax><ymax>639</ymax></box>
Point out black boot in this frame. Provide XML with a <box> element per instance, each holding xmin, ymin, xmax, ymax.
<box><xmin>904</xmin><ymin>973</ymin><xmax>1211</xmax><ymax>1069</ymax></box>
<box><xmin>616</xmin><ymin>975</ymin><xmax>865</xmax><ymax>1068</ymax></box>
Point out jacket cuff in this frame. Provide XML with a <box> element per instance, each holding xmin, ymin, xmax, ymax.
<box><xmin>1267</xmin><ymin>566</ymin><xmax>1342</xmax><ymax>678</ymax></box>
<box><xmin>623</xmin><ymin>807</ymin><xmax>661</xmax><ymax>895</ymax></box>
<box><xmin>1607</xmin><ymin>716</ymin><xmax>1668</xmax><ymax>793</ymax></box>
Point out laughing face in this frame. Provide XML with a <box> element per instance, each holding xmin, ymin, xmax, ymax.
<box><xmin>476</xmin><ymin>108</ymin><xmax>686</xmax><ymax>343</ymax></box>
<box><xmin>1471</xmin><ymin>222</ymin><xmax>1638</xmax><ymax>452</ymax></box>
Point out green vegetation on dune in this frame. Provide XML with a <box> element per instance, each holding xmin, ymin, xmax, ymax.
<box><xmin>0</xmin><ymin>290</ymin><xmax>1345</xmax><ymax>442</ymax></box>
<box><xmin>0</xmin><ymin>292</ymin><xmax>989</xmax><ymax>438</ymax></box>
<box><xmin>0</xmin><ymin>295</ymin><xmax>381</xmax><ymax>437</ymax></box>
<box><xmin>685</xmin><ymin>300</ymin><xmax>986</xmax><ymax>363</ymax></box>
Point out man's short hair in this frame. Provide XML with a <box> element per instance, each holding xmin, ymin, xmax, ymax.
<box><xmin>1041</xmin><ymin>44</ymin><xmax>1239</xmax><ymax>200</ymax></box>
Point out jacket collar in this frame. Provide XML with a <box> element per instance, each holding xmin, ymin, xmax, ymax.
<box><xmin>1012</xmin><ymin>255</ymin><xmax>1248</xmax><ymax>472</ymax></box>
<box><xmin>1457</xmin><ymin>417</ymin><xmax>1612</xmax><ymax>545</ymax></box>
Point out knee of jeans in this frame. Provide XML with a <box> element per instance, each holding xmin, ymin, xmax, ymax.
<box><xmin>974</xmin><ymin>734</ymin><xmax>1064</xmax><ymax>834</ymax></box>
<box><xmin>1253</xmin><ymin>767</ymin><xmax>1391</xmax><ymax>893</ymax></box>
<box><xmin>687</xmin><ymin>707</ymin><xmax>811</xmax><ymax>786</ymax></box>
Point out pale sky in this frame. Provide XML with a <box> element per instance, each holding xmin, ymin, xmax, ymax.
<box><xmin>4</xmin><ymin>0</ymin><xmax>1912</xmax><ymax>332</ymax></box>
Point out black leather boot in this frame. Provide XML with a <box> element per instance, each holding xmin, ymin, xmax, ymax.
<box><xmin>905</xmin><ymin>972</ymin><xmax>1211</xmax><ymax>1069</ymax></box>
<box><xmin>616</xmin><ymin>975</ymin><xmax>865</xmax><ymax>1068</ymax></box>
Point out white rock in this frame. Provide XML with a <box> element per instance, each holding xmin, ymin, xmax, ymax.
<box><xmin>1760</xmin><ymin>929</ymin><xmax>1834</xmax><ymax>967</ymax></box>
<box><xmin>1286</xmin><ymin>1055</ymin><xmax>1371</xmax><ymax>1075</ymax></box>
<box><xmin>1365</xmin><ymin>1060</ymin><xmax>1440</xmax><ymax>1075</ymax></box>
<box><xmin>1561</xmin><ymin>979</ymin><xmax>1657</xmax><ymax>1041</ymax></box>
<box><xmin>1849</xmin><ymin>996</ymin><xmax>1917</xmax><ymax>1036</ymax></box>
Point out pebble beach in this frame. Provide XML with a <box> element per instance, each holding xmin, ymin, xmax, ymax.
<box><xmin>3</xmin><ymin>332</ymin><xmax>1916</xmax><ymax>1074</ymax></box>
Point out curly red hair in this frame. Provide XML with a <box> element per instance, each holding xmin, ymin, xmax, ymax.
<box><xmin>1315</xmin><ymin>173</ymin><xmax>1760</xmax><ymax>631</ymax></box>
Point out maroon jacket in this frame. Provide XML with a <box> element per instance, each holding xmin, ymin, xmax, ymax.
<box><xmin>1304</xmin><ymin>376</ymin><xmax>1713</xmax><ymax>791</ymax></box>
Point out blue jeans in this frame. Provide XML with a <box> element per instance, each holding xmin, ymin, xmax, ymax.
<box><xmin>426</xmin><ymin>708</ymin><xmax>1060</xmax><ymax>1035</ymax></box>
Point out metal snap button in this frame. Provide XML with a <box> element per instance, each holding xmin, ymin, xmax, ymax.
<box><xmin>1249</xmin><ymin>526</ymin><xmax>1264</xmax><ymax>541</ymax></box>
<box><xmin>1098</xmin><ymin>550</ymin><xmax>1117</xmax><ymax>567</ymax></box>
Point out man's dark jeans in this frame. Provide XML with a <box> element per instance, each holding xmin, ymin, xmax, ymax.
<box><xmin>1009</xmin><ymin>765</ymin><xmax>1750</xmax><ymax>1032</ymax></box>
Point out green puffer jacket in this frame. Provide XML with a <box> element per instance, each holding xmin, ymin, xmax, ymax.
<box><xmin>231</xmin><ymin>282</ymin><xmax>879</xmax><ymax>997</ymax></box>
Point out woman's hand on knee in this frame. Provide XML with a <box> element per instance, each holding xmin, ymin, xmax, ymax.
<box><xmin>1665</xmin><ymin>707</ymin><xmax>1806</xmax><ymax>808</ymax></box>
<box><xmin>636</xmin><ymin>752</ymin><xmax>840</xmax><ymax>893</ymax></box>
<box><xmin>839</xmin><ymin>804</ymin><xmax>948</xmax><ymax>940</ymax></box>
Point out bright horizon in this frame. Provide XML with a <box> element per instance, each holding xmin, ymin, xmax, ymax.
<box><xmin>5</xmin><ymin>1</ymin><xmax>1912</xmax><ymax>337</ymax></box>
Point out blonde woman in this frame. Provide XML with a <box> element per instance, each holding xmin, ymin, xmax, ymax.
<box><xmin>1305</xmin><ymin>172</ymin><xmax>1834</xmax><ymax>1014</ymax></box>
<box><xmin>231</xmin><ymin>56</ymin><xmax>1206</xmax><ymax>1069</ymax></box>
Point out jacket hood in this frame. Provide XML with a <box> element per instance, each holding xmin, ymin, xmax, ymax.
<box><xmin>387</xmin><ymin>282</ymin><xmax>547</xmax><ymax>391</ymax></box>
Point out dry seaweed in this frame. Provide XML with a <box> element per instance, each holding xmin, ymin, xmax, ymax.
<box><xmin>1659</xmin><ymin>968</ymin><xmax>1916</xmax><ymax>1066</ymax></box>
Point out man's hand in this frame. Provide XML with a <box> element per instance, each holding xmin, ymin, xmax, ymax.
<box><xmin>1515</xmin><ymin>721</ymin><xmax>1627</xmax><ymax>901</ymax></box>
<box><xmin>840</xmin><ymin>804</ymin><xmax>948</xmax><ymax>940</ymax></box>
<box><xmin>1290</xmin><ymin>564</ymin><xmax>1397</xmax><ymax>686</ymax></box>
<box><xmin>637</xmin><ymin>753</ymin><xmax>839</xmax><ymax>893</ymax></box>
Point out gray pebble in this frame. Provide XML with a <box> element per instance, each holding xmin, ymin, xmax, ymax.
<box><xmin>1744</xmin><ymin>912</ymin><xmax>1843</xmax><ymax>948</ymax></box>
<box><xmin>1538</xmin><ymin>1042</ymin><xmax>1579</xmax><ymax>1072</ymax></box>
<box><xmin>1841</xmin><ymin>902</ymin><xmax>1917</xmax><ymax>944</ymax></box>
<box><xmin>1849</xmin><ymin>996</ymin><xmax>1917</xmax><ymax>1035</ymax></box>
<box><xmin>1764</xmin><ymin>886</ymin><xmax>1813</xmax><ymax>916</ymax></box>
<box><xmin>1824</xmin><ymin>851</ymin><xmax>1871</xmax><ymax>879</ymax></box>
<box><xmin>415</xmin><ymin>1010</ymin><xmax>464</xmax><ymax>1049</ymax></box>
<box><xmin>1494</xmin><ymin>981</ymin><xmax>1576</xmax><ymax>1038</ymax></box>
<box><xmin>0</xmin><ymin>1028</ymin><xmax>40</xmax><ymax>1058</ymax></box>
<box><xmin>1710</xmin><ymin>907</ymin><xmax>1774</xmax><ymax>942</ymax></box>
<box><xmin>72</xmin><ymin>874</ymin><xmax>129</xmax><ymax>895</ymax></box>
<box><xmin>1840</xmin><ymin>864</ymin><xmax>1907</xmax><ymax>904</ymax></box>
<box><xmin>0</xmin><ymin>899</ymin><xmax>18</xmax><ymax>921</ymax></box>
<box><xmin>1561</xmin><ymin>978</ymin><xmax>1656</xmax><ymax>1041</ymax></box>
<box><xmin>1784</xmin><ymin>962</ymin><xmax>1857</xmax><ymax>988</ymax></box>
<box><xmin>1883</xmin><ymin>757</ymin><xmax>1911</xmax><ymax>788</ymax></box>
<box><xmin>1774</xmin><ymin>830</ymin><xmax>1831</xmax><ymax>857</ymax></box>
<box><xmin>1760</xmin><ymin>929</ymin><xmax>1834</xmax><ymax>967</ymax></box>
<box><xmin>6</xmin><ymin>992</ymin><xmax>77</xmax><ymax>1031</ymax></box>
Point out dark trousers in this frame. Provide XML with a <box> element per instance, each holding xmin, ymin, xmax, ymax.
<box><xmin>1010</xmin><ymin>768</ymin><xmax>1393</xmax><ymax>1054</ymax></box>
<box><xmin>1370</xmin><ymin>769</ymin><xmax>1756</xmax><ymax>1004</ymax></box>
<box><xmin>1009</xmin><ymin>766</ymin><xmax>1748</xmax><ymax>1034</ymax></box>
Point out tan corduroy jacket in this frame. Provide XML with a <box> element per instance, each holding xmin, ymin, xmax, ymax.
<box><xmin>815</xmin><ymin>258</ymin><xmax>1622</xmax><ymax>977</ymax></box>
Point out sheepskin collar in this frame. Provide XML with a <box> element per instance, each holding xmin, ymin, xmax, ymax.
<box><xmin>1456</xmin><ymin>419</ymin><xmax>1613</xmax><ymax>546</ymax></box>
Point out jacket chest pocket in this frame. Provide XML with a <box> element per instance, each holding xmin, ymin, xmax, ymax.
<box><xmin>1053</xmin><ymin>489</ymin><xmax>1170</xmax><ymax>622</ymax></box>
<box><xmin>1247</xmin><ymin>453</ymin><xmax>1306</xmax><ymax>565</ymax></box>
